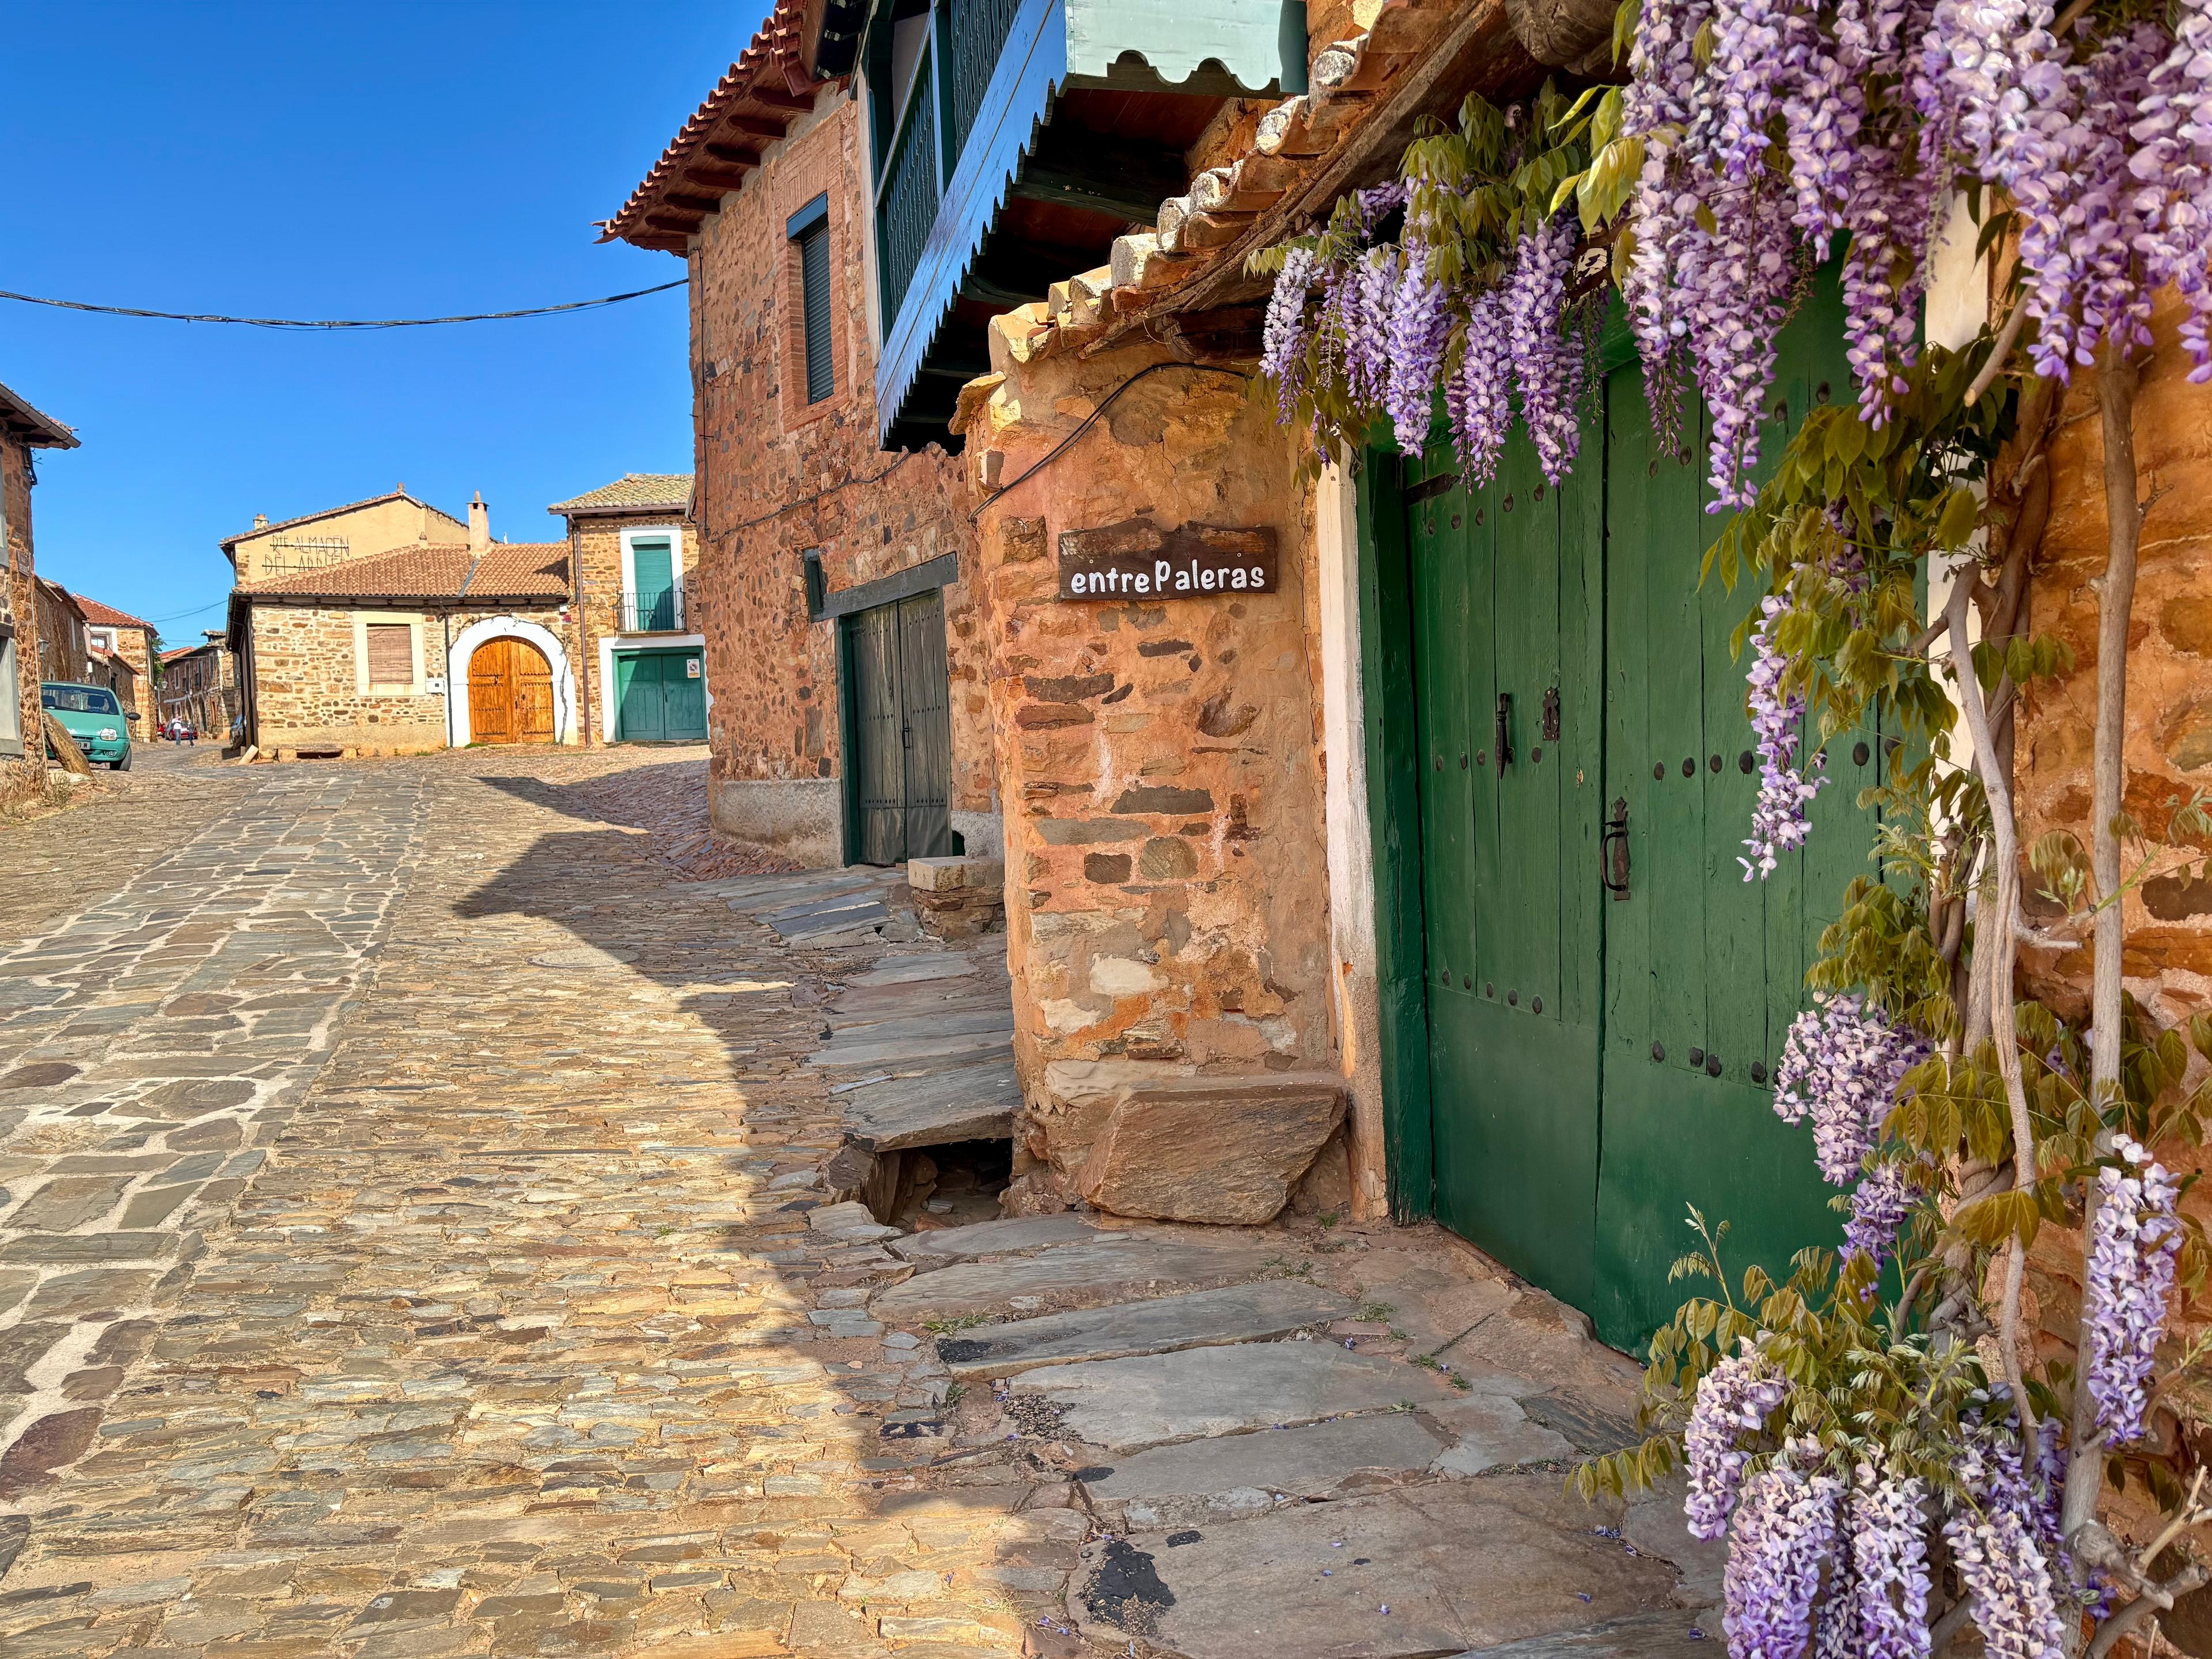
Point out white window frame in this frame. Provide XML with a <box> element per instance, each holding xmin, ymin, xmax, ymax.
<box><xmin>352</xmin><ymin>611</ymin><xmax>426</xmax><ymax>696</ymax></box>
<box><xmin>87</xmin><ymin>626</ymin><xmax>116</xmax><ymax>653</ymax></box>
<box><xmin>618</xmin><ymin>525</ymin><xmax>688</xmax><ymax>633</ymax></box>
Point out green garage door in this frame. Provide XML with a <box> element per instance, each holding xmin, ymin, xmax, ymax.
<box><xmin>1399</xmin><ymin>279</ymin><xmax>1894</xmax><ymax>1350</ymax></box>
<box><xmin>613</xmin><ymin>648</ymin><xmax>707</xmax><ymax>744</ymax></box>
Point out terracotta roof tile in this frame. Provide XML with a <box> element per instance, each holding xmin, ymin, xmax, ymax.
<box><xmin>600</xmin><ymin>0</ymin><xmax>829</xmax><ymax>252</ymax></box>
<box><xmin>73</xmin><ymin>594</ymin><xmax>158</xmax><ymax>631</ymax></box>
<box><xmin>546</xmin><ymin>474</ymin><xmax>694</xmax><ymax>515</ymax></box>
<box><xmin>240</xmin><ymin>543</ymin><xmax>570</xmax><ymax>604</ymax></box>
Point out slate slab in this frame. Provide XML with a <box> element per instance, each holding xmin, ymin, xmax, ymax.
<box><xmin>1010</xmin><ymin>1336</ymin><xmax>1455</xmax><ymax>1450</ymax></box>
<box><xmin>1067</xmin><ymin>1480</ymin><xmax>1681</xmax><ymax>1659</ymax></box>
<box><xmin>937</xmin><ymin>1281</ymin><xmax>1353</xmax><ymax>1378</ymax></box>
<box><xmin>1081</xmin><ymin>1411</ymin><xmax>1448</xmax><ymax>1527</ymax></box>
<box><xmin>846</xmin><ymin>953</ymin><xmax>981</xmax><ymax>988</ymax></box>
<box><xmin>1453</xmin><ymin>1611</ymin><xmax>1718</xmax><ymax>1656</ymax></box>
<box><xmin>1424</xmin><ymin>1393</ymin><xmax>1580</xmax><ymax>1474</ymax></box>
<box><xmin>871</xmin><ymin>1240</ymin><xmax>1280</xmax><ymax>1324</ymax></box>
<box><xmin>842</xmin><ymin>1063</ymin><xmax>1023</xmax><ymax>1151</ymax></box>
<box><xmin>889</xmin><ymin>1214</ymin><xmax>1099</xmax><ymax>1262</ymax></box>
<box><xmin>808</xmin><ymin>1032</ymin><xmax>1014</xmax><ymax>1071</ymax></box>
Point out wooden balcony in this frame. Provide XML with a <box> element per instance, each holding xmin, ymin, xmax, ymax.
<box><xmin>858</xmin><ymin>0</ymin><xmax>1306</xmax><ymax>450</ymax></box>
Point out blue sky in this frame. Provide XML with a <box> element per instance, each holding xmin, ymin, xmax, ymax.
<box><xmin>0</xmin><ymin>1</ymin><xmax>764</xmax><ymax>645</ymax></box>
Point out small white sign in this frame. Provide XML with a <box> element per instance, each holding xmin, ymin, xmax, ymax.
<box><xmin>425</xmin><ymin>676</ymin><xmax>447</xmax><ymax>695</ymax></box>
<box><xmin>685</xmin><ymin>658</ymin><xmax>701</xmax><ymax>679</ymax></box>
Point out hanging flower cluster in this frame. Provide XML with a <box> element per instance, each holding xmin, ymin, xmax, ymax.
<box><xmin>2082</xmin><ymin>1135</ymin><xmax>2184</xmax><ymax>1444</ymax></box>
<box><xmin>1613</xmin><ymin>0</ymin><xmax>2212</xmax><ymax>506</ymax></box>
<box><xmin>1255</xmin><ymin>88</ymin><xmax>1602</xmax><ymax>482</ymax></box>
<box><xmin>1685</xmin><ymin>1349</ymin><xmax>1792</xmax><ymax>1539</ymax></box>
<box><xmin>1840</xmin><ymin>1157</ymin><xmax>1924</xmax><ymax>1268</ymax></box>
<box><xmin>1740</xmin><ymin>595</ymin><xmax>1827</xmax><ymax>879</ymax></box>
<box><xmin>1940</xmin><ymin>1424</ymin><xmax>2072</xmax><ymax>1659</ymax></box>
<box><xmin>1772</xmin><ymin>993</ymin><xmax>1929</xmax><ymax>1187</ymax></box>
<box><xmin>1722</xmin><ymin>1456</ymin><xmax>1842</xmax><ymax>1657</ymax></box>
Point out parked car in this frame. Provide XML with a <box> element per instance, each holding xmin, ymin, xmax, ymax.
<box><xmin>40</xmin><ymin>681</ymin><xmax>132</xmax><ymax>769</ymax></box>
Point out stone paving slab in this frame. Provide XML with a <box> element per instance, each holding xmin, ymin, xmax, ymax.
<box><xmin>888</xmin><ymin>1213</ymin><xmax>1099</xmax><ymax>1261</ymax></box>
<box><xmin>1012</xmin><ymin>1337</ymin><xmax>1459</xmax><ymax>1450</ymax></box>
<box><xmin>841</xmin><ymin>1062</ymin><xmax>1022</xmax><ymax>1150</ymax></box>
<box><xmin>871</xmin><ymin>1238</ymin><xmax>1282</xmax><ymax>1323</ymax></box>
<box><xmin>1080</xmin><ymin>1411</ymin><xmax>1450</xmax><ymax>1527</ymax></box>
<box><xmin>936</xmin><ymin>1279</ymin><xmax>1353</xmax><ymax>1378</ymax></box>
<box><xmin>1453</xmin><ymin>1609</ymin><xmax>1718</xmax><ymax>1656</ymax></box>
<box><xmin>1069</xmin><ymin>1480</ymin><xmax>1681</xmax><ymax>1659</ymax></box>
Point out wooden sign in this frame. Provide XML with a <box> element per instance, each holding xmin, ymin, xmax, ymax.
<box><xmin>1057</xmin><ymin>518</ymin><xmax>1278</xmax><ymax>601</ymax></box>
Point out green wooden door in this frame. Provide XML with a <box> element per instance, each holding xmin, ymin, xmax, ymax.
<box><xmin>630</xmin><ymin>537</ymin><xmax>677</xmax><ymax>631</ymax></box>
<box><xmin>1407</xmin><ymin>431</ymin><xmax>1605</xmax><ymax>1310</ymax></box>
<box><xmin>844</xmin><ymin>592</ymin><xmax>957</xmax><ymax>866</ymax></box>
<box><xmin>613</xmin><ymin>649</ymin><xmax>707</xmax><ymax>743</ymax></box>
<box><xmin>1403</xmin><ymin>279</ymin><xmax>1885</xmax><ymax>1350</ymax></box>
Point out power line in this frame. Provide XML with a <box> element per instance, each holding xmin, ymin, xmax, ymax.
<box><xmin>139</xmin><ymin>599</ymin><xmax>230</xmax><ymax>624</ymax></box>
<box><xmin>0</xmin><ymin>280</ymin><xmax>685</xmax><ymax>330</ymax></box>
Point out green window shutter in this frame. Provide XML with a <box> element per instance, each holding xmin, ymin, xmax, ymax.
<box><xmin>799</xmin><ymin>220</ymin><xmax>835</xmax><ymax>404</ymax></box>
<box><xmin>630</xmin><ymin>537</ymin><xmax>676</xmax><ymax>631</ymax></box>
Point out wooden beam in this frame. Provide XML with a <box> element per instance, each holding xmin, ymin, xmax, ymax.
<box><xmin>719</xmin><ymin>115</ymin><xmax>788</xmax><ymax>141</ymax></box>
<box><xmin>704</xmin><ymin>142</ymin><xmax>764</xmax><ymax>166</ymax></box>
<box><xmin>645</xmin><ymin>212</ymin><xmax>705</xmax><ymax>234</ymax></box>
<box><xmin>743</xmin><ymin>85</ymin><xmax>813</xmax><ymax>112</ymax></box>
<box><xmin>682</xmin><ymin>168</ymin><xmax>753</xmax><ymax>194</ymax></box>
<box><xmin>1009</xmin><ymin>165</ymin><xmax>1168</xmax><ymax>226</ymax></box>
<box><xmin>961</xmin><ymin>273</ymin><xmax>1048</xmax><ymax>309</ymax></box>
<box><xmin>663</xmin><ymin>193</ymin><xmax>722</xmax><ymax>215</ymax></box>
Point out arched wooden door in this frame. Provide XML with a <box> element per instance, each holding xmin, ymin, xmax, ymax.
<box><xmin>467</xmin><ymin>636</ymin><xmax>555</xmax><ymax>745</ymax></box>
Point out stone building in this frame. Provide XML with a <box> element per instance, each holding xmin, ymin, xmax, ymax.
<box><xmin>609</xmin><ymin>0</ymin><xmax>2212</xmax><ymax>1366</ymax></box>
<box><xmin>221</xmin><ymin>488</ymin><xmax>469</xmax><ymax>585</ymax></box>
<box><xmin>34</xmin><ymin>578</ymin><xmax>93</xmax><ymax>685</ymax></box>
<box><xmin>544</xmin><ymin>474</ymin><xmax>709</xmax><ymax>746</ymax></box>
<box><xmin>0</xmin><ymin>380</ymin><xmax>78</xmax><ymax>810</ymax></box>
<box><xmin>228</xmin><ymin>501</ymin><xmax>580</xmax><ymax>759</ymax></box>
<box><xmin>158</xmin><ymin>634</ymin><xmax>236</xmax><ymax>738</ymax></box>
<box><xmin>600</xmin><ymin>0</ymin><xmax>995</xmax><ymax>868</ymax></box>
<box><xmin>70</xmin><ymin>594</ymin><xmax>158</xmax><ymax>719</ymax></box>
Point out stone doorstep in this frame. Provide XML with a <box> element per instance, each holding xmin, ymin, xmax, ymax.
<box><xmin>869</xmin><ymin>1237</ymin><xmax>1283</xmax><ymax>1323</ymax></box>
<box><xmin>1070</xmin><ymin>1071</ymin><xmax>1348</xmax><ymax>1226</ymax></box>
<box><xmin>905</xmin><ymin>855</ymin><xmax>1006</xmax><ymax>895</ymax></box>
<box><xmin>935</xmin><ymin>1280</ymin><xmax>1354</xmax><ymax>1378</ymax></box>
<box><xmin>1066</xmin><ymin>1480</ymin><xmax>1683</xmax><ymax>1659</ymax></box>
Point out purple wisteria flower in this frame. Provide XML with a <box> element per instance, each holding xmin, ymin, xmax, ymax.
<box><xmin>1844</xmin><ymin>1460</ymin><xmax>1932</xmax><ymax>1659</ymax></box>
<box><xmin>1724</xmin><ymin>1458</ymin><xmax>1842</xmax><ymax>1658</ymax></box>
<box><xmin>1684</xmin><ymin>1349</ymin><xmax>1791</xmax><ymax>1539</ymax></box>
<box><xmin>1385</xmin><ymin>250</ymin><xmax>1453</xmax><ymax>454</ymax></box>
<box><xmin>1842</xmin><ymin>1158</ymin><xmax>1924</xmax><ymax>1267</ymax></box>
<box><xmin>1449</xmin><ymin>289</ymin><xmax>1514</xmax><ymax>484</ymax></box>
<box><xmin>1741</xmin><ymin>596</ymin><xmax>1828</xmax><ymax>878</ymax></box>
<box><xmin>1503</xmin><ymin>216</ymin><xmax>1586</xmax><ymax>484</ymax></box>
<box><xmin>2082</xmin><ymin>1134</ymin><xmax>2183</xmax><ymax>1444</ymax></box>
<box><xmin>1262</xmin><ymin>247</ymin><xmax>1318</xmax><ymax>423</ymax></box>
<box><xmin>1944</xmin><ymin>1427</ymin><xmax>2069</xmax><ymax>1659</ymax></box>
<box><xmin>1772</xmin><ymin>993</ymin><xmax>1929</xmax><ymax>1184</ymax></box>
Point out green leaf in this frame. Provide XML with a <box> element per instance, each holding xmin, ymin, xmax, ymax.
<box><xmin>1933</xmin><ymin>484</ymin><xmax>1979</xmax><ymax>550</ymax></box>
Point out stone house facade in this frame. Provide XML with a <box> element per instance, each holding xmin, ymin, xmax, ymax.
<box><xmin>0</xmin><ymin>380</ymin><xmax>79</xmax><ymax>811</ymax></box>
<box><xmin>229</xmin><ymin>521</ymin><xmax>580</xmax><ymax>760</ymax></box>
<box><xmin>544</xmin><ymin>475</ymin><xmax>709</xmax><ymax>747</ymax></box>
<box><xmin>34</xmin><ymin>579</ymin><xmax>92</xmax><ymax>685</ymax></box>
<box><xmin>600</xmin><ymin>0</ymin><xmax>994</xmax><ymax>868</ymax></box>
<box><xmin>71</xmin><ymin>595</ymin><xmax>159</xmax><ymax>719</ymax></box>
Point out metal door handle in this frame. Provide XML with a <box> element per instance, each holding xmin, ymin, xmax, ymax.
<box><xmin>1494</xmin><ymin>693</ymin><xmax>1513</xmax><ymax>777</ymax></box>
<box><xmin>1601</xmin><ymin>797</ymin><xmax>1630</xmax><ymax>899</ymax></box>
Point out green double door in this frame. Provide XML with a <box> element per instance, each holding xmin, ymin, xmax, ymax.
<box><xmin>1404</xmin><ymin>287</ymin><xmax>1890</xmax><ymax>1349</ymax></box>
<box><xmin>613</xmin><ymin>647</ymin><xmax>707</xmax><ymax>743</ymax></box>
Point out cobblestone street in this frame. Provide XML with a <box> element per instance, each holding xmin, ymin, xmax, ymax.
<box><xmin>0</xmin><ymin>752</ymin><xmax>1717</xmax><ymax>1659</ymax></box>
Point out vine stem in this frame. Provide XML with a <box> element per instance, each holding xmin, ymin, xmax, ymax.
<box><xmin>2066</xmin><ymin>342</ymin><xmax>2146</xmax><ymax>1573</ymax></box>
<box><xmin>1947</xmin><ymin>573</ymin><xmax>2038</xmax><ymax>1431</ymax></box>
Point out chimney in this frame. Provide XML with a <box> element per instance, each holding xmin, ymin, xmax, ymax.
<box><xmin>468</xmin><ymin>492</ymin><xmax>490</xmax><ymax>552</ymax></box>
<box><xmin>253</xmin><ymin>513</ymin><xmax>269</xmax><ymax>529</ymax></box>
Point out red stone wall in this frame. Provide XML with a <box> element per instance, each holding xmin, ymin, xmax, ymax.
<box><xmin>964</xmin><ymin>338</ymin><xmax>1339</xmax><ymax>1201</ymax></box>
<box><xmin>684</xmin><ymin>90</ymin><xmax>994</xmax><ymax>861</ymax></box>
<box><xmin>0</xmin><ymin>435</ymin><xmax>46</xmax><ymax>813</ymax></box>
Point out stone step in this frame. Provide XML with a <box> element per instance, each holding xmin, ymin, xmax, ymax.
<box><xmin>843</xmin><ymin>1063</ymin><xmax>1023</xmax><ymax>1152</ymax></box>
<box><xmin>870</xmin><ymin>1238</ymin><xmax>1280</xmax><ymax>1324</ymax></box>
<box><xmin>1010</xmin><ymin>1333</ymin><xmax>1457</xmax><ymax>1452</ymax></box>
<box><xmin>808</xmin><ymin>1032</ymin><xmax>1013</xmax><ymax>1071</ymax></box>
<box><xmin>1078</xmin><ymin>1411</ymin><xmax>1448</xmax><ymax>1529</ymax></box>
<box><xmin>1453</xmin><ymin>1611</ymin><xmax>1718</xmax><ymax>1657</ymax></box>
<box><xmin>1065</xmin><ymin>1479</ymin><xmax>1681</xmax><ymax>1659</ymax></box>
<box><xmin>889</xmin><ymin>1213</ymin><xmax>1098</xmax><ymax>1261</ymax></box>
<box><xmin>819</xmin><ymin>1007</ymin><xmax>1014</xmax><ymax>1046</ymax></box>
<box><xmin>935</xmin><ymin>1280</ymin><xmax>1352</xmax><ymax>1379</ymax></box>
<box><xmin>844</xmin><ymin>953</ymin><xmax>984</xmax><ymax>988</ymax></box>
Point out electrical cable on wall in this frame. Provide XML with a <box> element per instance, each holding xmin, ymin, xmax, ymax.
<box><xmin>0</xmin><ymin>281</ymin><xmax>685</xmax><ymax>330</ymax></box>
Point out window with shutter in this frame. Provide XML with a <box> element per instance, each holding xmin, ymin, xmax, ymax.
<box><xmin>788</xmin><ymin>194</ymin><xmax>835</xmax><ymax>406</ymax></box>
<box><xmin>0</xmin><ymin>633</ymin><xmax>20</xmax><ymax>755</ymax></box>
<box><xmin>364</xmin><ymin>623</ymin><xmax>412</xmax><ymax>687</ymax></box>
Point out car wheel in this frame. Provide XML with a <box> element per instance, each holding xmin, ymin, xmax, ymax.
<box><xmin>115</xmin><ymin>751</ymin><xmax>132</xmax><ymax>771</ymax></box>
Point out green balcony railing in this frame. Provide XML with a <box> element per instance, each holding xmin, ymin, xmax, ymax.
<box><xmin>946</xmin><ymin>0</ymin><xmax>1026</xmax><ymax>167</ymax></box>
<box><xmin>876</xmin><ymin>46</ymin><xmax>940</xmax><ymax>327</ymax></box>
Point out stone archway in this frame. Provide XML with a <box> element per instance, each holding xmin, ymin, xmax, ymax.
<box><xmin>447</xmin><ymin>617</ymin><xmax>578</xmax><ymax>748</ymax></box>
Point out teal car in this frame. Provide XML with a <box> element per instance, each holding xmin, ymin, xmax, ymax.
<box><xmin>41</xmin><ymin>682</ymin><xmax>133</xmax><ymax>770</ymax></box>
